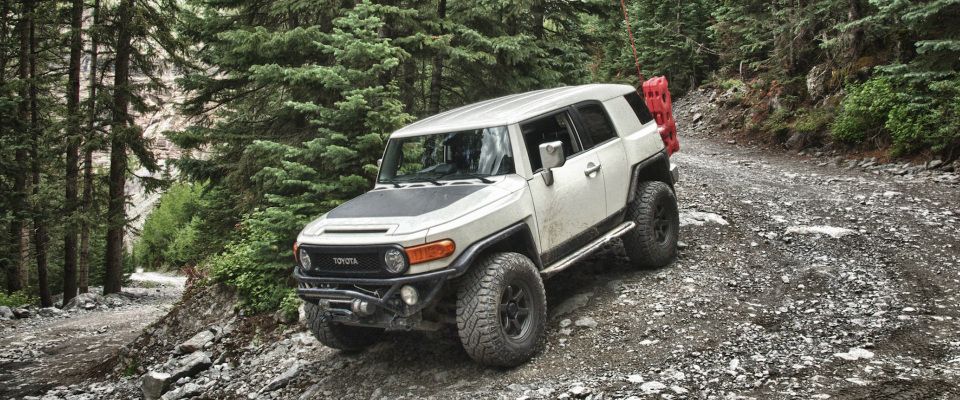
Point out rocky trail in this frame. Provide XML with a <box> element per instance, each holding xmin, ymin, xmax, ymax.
<box><xmin>0</xmin><ymin>272</ymin><xmax>186</xmax><ymax>399</ymax></box>
<box><xmin>6</xmin><ymin>90</ymin><xmax>960</xmax><ymax>399</ymax></box>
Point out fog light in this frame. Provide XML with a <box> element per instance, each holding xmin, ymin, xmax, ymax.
<box><xmin>400</xmin><ymin>285</ymin><xmax>419</xmax><ymax>306</ymax></box>
<box><xmin>384</xmin><ymin>249</ymin><xmax>407</xmax><ymax>273</ymax></box>
<box><xmin>298</xmin><ymin>248</ymin><xmax>312</xmax><ymax>270</ymax></box>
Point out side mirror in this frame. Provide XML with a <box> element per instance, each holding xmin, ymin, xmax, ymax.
<box><xmin>538</xmin><ymin>141</ymin><xmax>565</xmax><ymax>186</ymax></box>
<box><xmin>377</xmin><ymin>158</ymin><xmax>382</xmax><ymax>168</ymax></box>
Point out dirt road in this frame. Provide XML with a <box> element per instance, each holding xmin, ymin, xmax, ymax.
<box><xmin>13</xmin><ymin>92</ymin><xmax>960</xmax><ymax>399</ymax></box>
<box><xmin>0</xmin><ymin>274</ymin><xmax>184</xmax><ymax>398</ymax></box>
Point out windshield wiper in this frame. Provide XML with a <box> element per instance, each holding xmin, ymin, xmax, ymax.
<box><xmin>381</xmin><ymin>180</ymin><xmax>401</xmax><ymax>188</ymax></box>
<box><xmin>440</xmin><ymin>173</ymin><xmax>494</xmax><ymax>184</ymax></box>
<box><xmin>409</xmin><ymin>177</ymin><xmax>444</xmax><ymax>186</ymax></box>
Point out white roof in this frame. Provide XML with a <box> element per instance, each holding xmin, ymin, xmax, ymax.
<box><xmin>391</xmin><ymin>84</ymin><xmax>636</xmax><ymax>138</ymax></box>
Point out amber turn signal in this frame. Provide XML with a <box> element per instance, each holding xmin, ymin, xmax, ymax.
<box><xmin>405</xmin><ymin>240</ymin><xmax>456</xmax><ymax>265</ymax></box>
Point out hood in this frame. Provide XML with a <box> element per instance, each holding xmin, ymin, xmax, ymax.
<box><xmin>299</xmin><ymin>176</ymin><xmax>526</xmax><ymax>242</ymax></box>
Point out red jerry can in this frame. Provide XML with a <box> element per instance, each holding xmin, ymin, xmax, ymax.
<box><xmin>642</xmin><ymin>76</ymin><xmax>680</xmax><ymax>156</ymax></box>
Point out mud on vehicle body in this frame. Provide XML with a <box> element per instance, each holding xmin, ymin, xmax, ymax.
<box><xmin>293</xmin><ymin>84</ymin><xmax>681</xmax><ymax>367</ymax></box>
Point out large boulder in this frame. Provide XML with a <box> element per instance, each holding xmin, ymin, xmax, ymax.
<box><xmin>175</xmin><ymin>328</ymin><xmax>216</xmax><ymax>354</ymax></box>
<box><xmin>0</xmin><ymin>306</ymin><xmax>13</xmax><ymax>320</ymax></box>
<box><xmin>64</xmin><ymin>292</ymin><xmax>103</xmax><ymax>310</ymax></box>
<box><xmin>806</xmin><ymin>63</ymin><xmax>831</xmax><ymax>100</ymax></box>
<box><xmin>142</xmin><ymin>372</ymin><xmax>173</xmax><ymax>400</ymax></box>
<box><xmin>141</xmin><ymin>352</ymin><xmax>212</xmax><ymax>400</ymax></box>
<box><xmin>160</xmin><ymin>382</ymin><xmax>204</xmax><ymax>400</ymax></box>
<box><xmin>37</xmin><ymin>307</ymin><xmax>64</xmax><ymax>317</ymax></box>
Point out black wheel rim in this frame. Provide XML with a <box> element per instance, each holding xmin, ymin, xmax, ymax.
<box><xmin>499</xmin><ymin>282</ymin><xmax>532</xmax><ymax>340</ymax></box>
<box><xmin>653</xmin><ymin>202</ymin><xmax>671</xmax><ymax>244</ymax></box>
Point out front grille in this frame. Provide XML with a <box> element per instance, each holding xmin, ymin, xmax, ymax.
<box><xmin>300</xmin><ymin>244</ymin><xmax>402</xmax><ymax>277</ymax></box>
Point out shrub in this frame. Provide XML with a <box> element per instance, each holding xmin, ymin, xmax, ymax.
<box><xmin>0</xmin><ymin>290</ymin><xmax>38</xmax><ymax>307</ymax></box>
<box><xmin>164</xmin><ymin>217</ymin><xmax>207</xmax><ymax>268</ymax></box>
<box><xmin>204</xmin><ymin>221</ymin><xmax>294</xmax><ymax>313</ymax></box>
<box><xmin>831</xmin><ymin>77</ymin><xmax>896</xmax><ymax>144</ymax></box>
<box><xmin>794</xmin><ymin>107</ymin><xmax>834</xmax><ymax>134</ymax></box>
<box><xmin>832</xmin><ymin>75</ymin><xmax>960</xmax><ymax>155</ymax></box>
<box><xmin>761</xmin><ymin>108</ymin><xmax>793</xmax><ymax>139</ymax></box>
<box><xmin>885</xmin><ymin>103</ymin><xmax>942</xmax><ymax>155</ymax></box>
<box><xmin>134</xmin><ymin>182</ymin><xmax>205</xmax><ymax>270</ymax></box>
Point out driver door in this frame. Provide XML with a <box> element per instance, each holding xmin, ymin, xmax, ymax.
<box><xmin>522</xmin><ymin>110</ymin><xmax>607</xmax><ymax>264</ymax></box>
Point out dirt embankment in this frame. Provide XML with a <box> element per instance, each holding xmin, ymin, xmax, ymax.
<box><xmin>9</xmin><ymin>89</ymin><xmax>960</xmax><ymax>400</ymax></box>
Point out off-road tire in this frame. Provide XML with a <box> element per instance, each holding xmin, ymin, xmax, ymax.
<box><xmin>304</xmin><ymin>302</ymin><xmax>382</xmax><ymax>352</ymax></box>
<box><xmin>623</xmin><ymin>181</ymin><xmax>679</xmax><ymax>269</ymax></box>
<box><xmin>456</xmin><ymin>252</ymin><xmax>547</xmax><ymax>367</ymax></box>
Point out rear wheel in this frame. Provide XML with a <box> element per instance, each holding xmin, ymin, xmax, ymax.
<box><xmin>456</xmin><ymin>252</ymin><xmax>546</xmax><ymax>367</ymax></box>
<box><xmin>623</xmin><ymin>180</ymin><xmax>679</xmax><ymax>269</ymax></box>
<box><xmin>304</xmin><ymin>302</ymin><xmax>383</xmax><ymax>352</ymax></box>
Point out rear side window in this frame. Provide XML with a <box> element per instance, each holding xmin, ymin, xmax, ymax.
<box><xmin>520</xmin><ymin>112</ymin><xmax>582</xmax><ymax>171</ymax></box>
<box><xmin>624</xmin><ymin>91</ymin><xmax>654</xmax><ymax>124</ymax></box>
<box><xmin>575</xmin><ymin>103</ymin><xmax>617</xmax><ymax>147</ymax></box>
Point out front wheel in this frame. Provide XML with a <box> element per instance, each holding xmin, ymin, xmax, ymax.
<box><xmin>456</xmin><ymin>252</ymin><xmax>547</xmax><ymax>367</ymax></box>
<box><xmin>623</xmin><ymin>180</ymin><xmax>679</xmax><ymax>269</ymax></box>
<box><xmin>304</xmin><ymin>302</ymin><xmax>383</xmax><ymax>352</ymax></box>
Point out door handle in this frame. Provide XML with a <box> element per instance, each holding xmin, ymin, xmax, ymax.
<box><xmin>584</xmin><ymin>163</ymin><xmax>601</xmax><ymax>177</ymax></box>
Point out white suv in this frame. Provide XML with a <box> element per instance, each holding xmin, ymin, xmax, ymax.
<box><xmin>293</xmin><ymin>84</ymin><xmax>680</xmax><ymax>366</ymax></box>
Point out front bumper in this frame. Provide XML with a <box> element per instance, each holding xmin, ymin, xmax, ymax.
<box><xmin>293</xmin><ymin>266</ymin><xmax>457</xmax><ymax>329</ymax></box>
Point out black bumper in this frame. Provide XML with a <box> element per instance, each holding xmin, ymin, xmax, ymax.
<box><xmin>293</xmin><ymin>265</ymin><xmax>457</xmax><ymax>319</ymax></box>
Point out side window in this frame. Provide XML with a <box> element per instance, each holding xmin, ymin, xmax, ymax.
<box><xmin>575</xmin><ymin>103</ymin><xmax>617</xmax><ymax>147</ymax></box>
<box><xmin>520</xmin><ymin>112</ymin><xmax>581</xmax><ymax>171</ymax></box>
<box><xmin>624</xmin><ymin>91</ymin><xmax>654</xmax><ymax>124</ymax></box>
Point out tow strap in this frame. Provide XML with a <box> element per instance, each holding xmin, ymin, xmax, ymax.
<box><xmin>619</xmin><ymin>0</ymin><xmax>680</xmax><ymax>156</ymax></box>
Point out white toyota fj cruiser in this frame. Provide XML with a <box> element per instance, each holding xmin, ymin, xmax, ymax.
<box><xmin>293</xmin><ymin>84</ymin><xmax>680</xmax><ymax>367</ymax></box>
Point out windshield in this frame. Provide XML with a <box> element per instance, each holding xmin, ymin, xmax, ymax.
<box><xmin>378</xmin><ymin>126</ymin><xmax>515</xmax><ymax>184</ymax></box>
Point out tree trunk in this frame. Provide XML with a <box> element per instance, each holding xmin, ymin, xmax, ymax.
<box><xmin>62</xmin><ymin>0</ymin><xmax>83</xmax><ymax>304</ymax></box>
<box><xmin>104</xmin><ymin>0</ymin><xmax>134</xmax><ymax>295</ymax></box>
<box><xmin>0</xmin><ymin>0</ymin><xmax>16</xmax><ymax>294</ymax></box>
<box><xmin>428</xmin><ymin>0</ymin><xmax>446</xmax><ymax>115</ymax></box>
<box><xmin>79</xmin><ymin>0</ymin><xmax>101</xmax><ymax>294</ymax></box>
<box><xmin>848</xmin><ymin>0</ymin><xmax>864</xmax><ymax>62</ymax></box>
<box><xmin>532</xmin><ymin>0</ymin><xmax>544</xmax><ymax>40</ymax></box>
<box><xmin>10</xmin><ymin>0</ymin><xmax>31</xmax><ymax>294</ymax></box>
<box><xmin>27</xmin><ymin>0</ymin><xmax>51</xmax><ymax>307</ymax></box>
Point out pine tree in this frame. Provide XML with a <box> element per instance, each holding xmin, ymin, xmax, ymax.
<box><xmin>62</xmin><ymin>0</ymin><xmax>84</xmax><ymax>304</ymax></box>
<box><xmin>79</xmin><ymin>0</ymin><xmax>103</xmax><ymax>294</ymax></box>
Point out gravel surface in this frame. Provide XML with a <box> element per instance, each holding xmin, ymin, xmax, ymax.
<box><xmin>0</xmin><ymin>276</ymin><xmax>185</xmax><ymax>398</ymax></box>
<box><xmin>10</xmin><ymin>90</ymin><xmax>960</xmax><ymax>399</ymax></box>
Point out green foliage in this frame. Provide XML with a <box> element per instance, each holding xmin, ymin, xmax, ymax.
<box><xmin>590</xmin><ymin>0</ymin><xmax>717</xmax><ymax>92</ymax></box>
<box><xmin>831</xmin><ymin>77</ymin><xmax>896</xmax><ymax>144</ymax></box>
<box><xmin>0</xmin><ymin>290</ymin><xmax>38</xmax><ymax>307</ymax></box>
<box><xmin>794</xmin><ymin>107</ymin><xmax>834</xmax><ymax>134</ymax></box>
<box><xmin>760</xmin><ymin>108</ymin><xmax>793</xmax><ymax>139</ymax></box>
<box><xmin>832</xmin><ymin>76</ymin><xmax>960</xmax><ymax>154</ymax></box>
<box><xmin>133</xmin><ymin>183</ymin><xmax>205</xmax><ymax>270</ymax></box>
<box><xmin>205</xmin><ymin>221</ymin><xmax>293</xmax><ymax>313</ymax></box>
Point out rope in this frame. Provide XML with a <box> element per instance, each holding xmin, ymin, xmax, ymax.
<box><xmin>619</xmin><ymin>0</ymin><xmax>644</xmax><ymax>84</ymax></box>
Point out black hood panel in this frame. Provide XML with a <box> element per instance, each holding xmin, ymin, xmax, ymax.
<box><xmin>327</xmin><ymin>185</ymin><xmax>484</xmax><ymax>218</ymax></box>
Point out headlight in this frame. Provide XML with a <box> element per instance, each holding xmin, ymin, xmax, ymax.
<box><xmin>383</xmin><ymin>249</ymin><xmax>407</xmax><ymax>273</ymax></box>
<box><xmin>298</xmin><ymin>248</ymin><xmax>312</xmax><ymax>270</ymax></box>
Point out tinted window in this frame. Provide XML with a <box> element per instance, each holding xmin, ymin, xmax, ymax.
<box><xmin>575</xmin><ymin>103</ymin><xmax>617</xmax><ymax>147</ymax></box>
<box><xmin>624</xmin><ymin>91</ymin><xmax>654</xmax><ymax>124</ymax></box>
<box><xmin>520</xmin><ymin>112</ymin><xmax>581</xmax><ymax>171</ymax></box>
